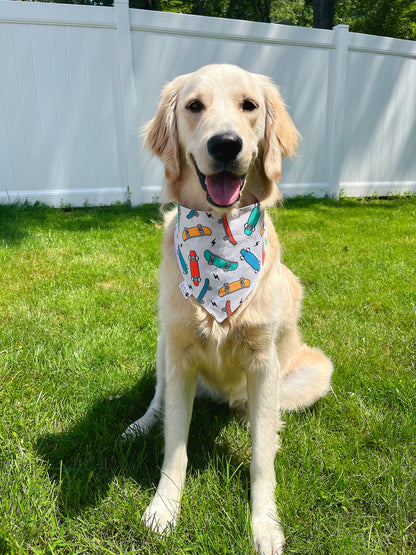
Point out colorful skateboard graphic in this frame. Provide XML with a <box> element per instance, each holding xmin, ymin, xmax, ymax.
<box><xmin>189</xmin><ymin>250</ymin><xmax>201</xmax><ymax>285</ymax></box>
<box><xmin>204</xmin><ymin>250</ymin><xmax>238</xmax><ymax>272</ymax></box>
<box><xmin>183</xmin><ymin>224</ymin><xmax>212</xmax><ymax>241</ymax></box>
<box><xmin>196</xmin><ymin>278</ymin><xmax>212</xmax><ymax>303</ymax></box>
<box><xmin>177</xmin><ymin>246</ymin><xmax>188</xmax><ymax>274</ymax></box>
<box><xmin>219</xmin><ymin>213</ymin><xmax>237</xmax><ymax>245</ymax></box>
<box><xmin>240</xmin><ymin>248</ymin><xmax>261</xmax><ymax>272</ymax></box>
<box><xmin>218</xmin><ymin>278</ymin><xmax>250</xmax><ymax>297</ymax></box>
<box><xmin>186</xmin><ymin>209</ymin><xmax>199</xmax><ymax>219</ymax></box>
<box><xmin>244</xmin><ymin>203</ymin><xmax>261</xmax><ymax>236</ymax></box>
<box><xmin>222</xmin><ymin>299</ymin><xmax>232</xmax><ymax>317</ymax></box>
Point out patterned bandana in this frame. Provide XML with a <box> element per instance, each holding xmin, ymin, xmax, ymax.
<box><xmin>174</xmin><ymin>203</ymin><xmax>267</xmax><ymax>323</ymax></box>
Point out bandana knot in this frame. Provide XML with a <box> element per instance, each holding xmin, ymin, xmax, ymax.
<box><xmin>174</xmin><ymin>203</ymin><xmax>267</xmax><ymax>322</ymax></box>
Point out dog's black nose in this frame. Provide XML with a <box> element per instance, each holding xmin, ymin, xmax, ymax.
<box><xmin>207</xmin><ymin>133</ymin><xmax>243</xmax><ymax>164</ymax></box>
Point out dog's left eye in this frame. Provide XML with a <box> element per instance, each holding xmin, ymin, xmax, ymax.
<box><xmin>242</xmin><ymin>99</ymin><xmax>258</xmax><ymax>112</ymax></box>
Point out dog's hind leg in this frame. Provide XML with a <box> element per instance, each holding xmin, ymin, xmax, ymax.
<box><xmin>122</xmin><ymin>334</ymin><xmax>166</xmax><ymax>439</ymax></box>
<box><xmin>278</xmin><ymin>265</ymin><xmax>333</xmax><ymax>412</ymax></box>
<box><xmin>278</xmin><ymin>326</ymin><xmax>333</xmax><ymax>412</ymax></box>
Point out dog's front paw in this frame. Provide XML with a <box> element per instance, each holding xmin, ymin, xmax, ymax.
<box><xmin>142</xmin><ymin>494</ymin><xmax>179</xmax><ymax>534</ymax></box>
<box><xmin>252</xmin><ymin>514</ymin><xmax>285</xmax><ymax>555</ymax></box>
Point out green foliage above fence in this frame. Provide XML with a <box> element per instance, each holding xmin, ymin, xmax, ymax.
<box><xmin>25</xmin><ymin>0</ymin><xmax>416</xmax><ymax>41</ymax></box>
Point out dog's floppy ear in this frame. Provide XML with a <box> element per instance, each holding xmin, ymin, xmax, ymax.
<box><xmin>262</xmin><ymin>78</ymin><xmax>300</xmax><ymax>183</ymax></box>
<box><xmin>144</xmin><ymin>77</ymin><xmax>183</xmax><ymax>181</ymax></box>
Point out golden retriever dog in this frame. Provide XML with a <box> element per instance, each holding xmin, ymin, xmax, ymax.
<box><xmin>123</xmin><ymin>64</ymin><xmax>333</xmax><ymax>554</ymax></box>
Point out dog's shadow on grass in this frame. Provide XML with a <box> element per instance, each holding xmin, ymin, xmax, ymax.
<box><xmin>36</xmin><ymin>372</ymin><xmax>240</xmax><ymax>516</ymax></box>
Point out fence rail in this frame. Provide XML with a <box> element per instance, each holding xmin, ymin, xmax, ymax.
<box><xmin>1</xmin><ymin>0</ymin><xmax>415</xmax><ymax>206</ymax></box>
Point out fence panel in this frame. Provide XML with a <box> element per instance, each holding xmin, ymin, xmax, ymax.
<box><xmin>0</xmin><ymin>1</ymin><xmax>129</xmax><ymax>206</ymax></box>
<box><xmin>340</xmin><ymin>33</ymin><xmax>416</xmax><ymax>196</ymax></box>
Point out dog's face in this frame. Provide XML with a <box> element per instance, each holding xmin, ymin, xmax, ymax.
<box><xmin>145</xmin><ymin>64</ymin><xmax>299</xmax><ymax>211</ymax></box>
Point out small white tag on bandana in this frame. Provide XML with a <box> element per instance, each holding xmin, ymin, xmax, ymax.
<box><xmin>174</xmin><ymin>203</ymin><xmax>267</xmax><ymax>322</ymax></box>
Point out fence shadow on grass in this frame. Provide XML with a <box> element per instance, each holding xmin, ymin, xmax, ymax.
<box><xmin>36</xmin><ymin>372</ymin><xmax>241</xmax><ymax>516</ymax></box>
<box><xmin>0</xmin><ymin>202</ymin><xmax>163</xmax><ymax>246</ymax></box>
<box><xmin>2</xmin><ymin>196</ymin><xmax>408</xmax><ymax>248</ymax></box>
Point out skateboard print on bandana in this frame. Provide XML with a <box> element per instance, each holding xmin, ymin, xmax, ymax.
<box><xmin>174</xmin><ymin>203</ymin><xmax>267</xmax><ymax>323</ymax></box>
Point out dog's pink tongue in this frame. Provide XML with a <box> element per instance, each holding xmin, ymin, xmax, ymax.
<box><xmin>205</xmin><ymin>172</ymin><xmax>242</xmax><ymax>206</ymax></box>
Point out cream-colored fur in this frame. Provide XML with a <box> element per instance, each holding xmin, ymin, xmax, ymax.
<box><xmin>123</xmin><ymin>64</ymin><xmax>333</xmax><ymax>555</ymax></box>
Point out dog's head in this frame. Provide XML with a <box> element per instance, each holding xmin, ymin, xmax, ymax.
<box><xmin>144</xmin><ymin>64</ymin><xmax>300</xmax><ymax>210</ymax></box>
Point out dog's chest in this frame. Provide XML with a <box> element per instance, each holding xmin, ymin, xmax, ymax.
<box><xmin>187</xmin><ymin>321</ymin><xmax>263</xmax><ymax>403</ymax></box>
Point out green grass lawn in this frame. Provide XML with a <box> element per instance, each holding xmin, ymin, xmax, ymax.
<box><xmin>0</xmin><ymin>197</ymin><xmax>415</xmax><ymax>555</ymax></box>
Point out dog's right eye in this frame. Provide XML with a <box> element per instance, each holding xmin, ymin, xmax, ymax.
<box><xmin>186</xmin><ymin>100</ymin><xmax>205</xmax><ymax>113</ymax></box>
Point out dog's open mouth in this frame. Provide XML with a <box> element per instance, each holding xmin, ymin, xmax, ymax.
<box><xmin>195</xmin><ymin>164</ymin><xmax>245</xmax><ymax>207</ymax></box>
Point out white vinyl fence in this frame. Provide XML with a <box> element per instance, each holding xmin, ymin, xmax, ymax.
<box><xmin>1</xmin><ymin>0</ymin><xmax>415</xmax><ymax>206</ymax></box>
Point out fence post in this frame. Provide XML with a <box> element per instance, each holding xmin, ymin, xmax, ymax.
<box><xmin>114</xmin><ymin>0</ymin><xmax>141</xmax><ymax>205</ymax></box>
<box><xmin>327</xmin><ymin>24</ymin><xmax>349</xmax><ymax>199</ymax></box>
